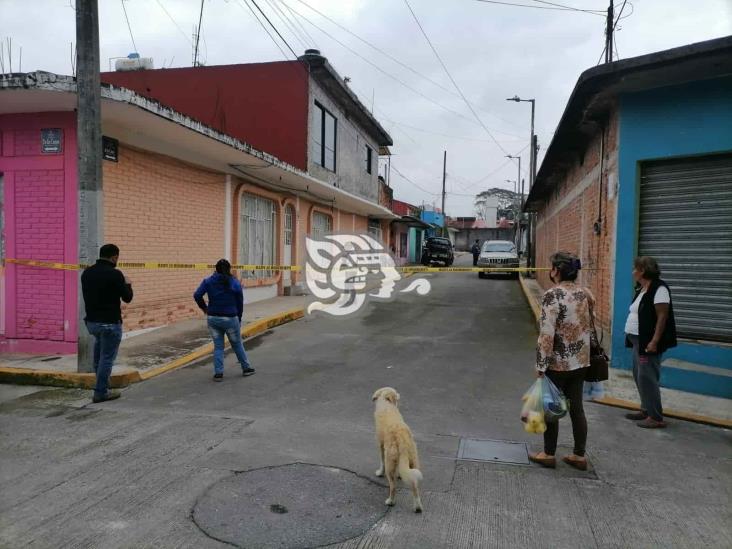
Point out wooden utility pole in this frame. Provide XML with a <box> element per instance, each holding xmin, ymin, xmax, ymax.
<box><xmin>441</xmin><ymin>150</ymin><xmax>447</xmax><ymax>236</ymax></box>
<box><xmin>76</xmin><ymin>0</ymin><xmax>103</xmax><ymax>372</ymax></box>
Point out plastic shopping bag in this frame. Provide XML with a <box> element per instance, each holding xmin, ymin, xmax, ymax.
<box><xmin>520</xmin><ymin>377</ymin><xmax>568</xmax><ymax>434</ymax></box>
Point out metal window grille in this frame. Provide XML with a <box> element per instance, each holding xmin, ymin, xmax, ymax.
<box><xmin>239</xmin><ymin>194</ymin><xmax>276</xmax><ymax>279</ymax></box>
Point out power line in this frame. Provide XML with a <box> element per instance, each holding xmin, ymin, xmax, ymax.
<box><xmin>250</xmin><ymin>0</ymin><xmax>299</xmax><ymax>58</ymax></box>
<box><xmin>238</xmin><ymin>0</ymin><xmax>289</xmax><ymax>60</ymax></box>
<box><xmin>403</xmin><ymin>0</ymin><xmax>510</xmax><ymax>158</ymax></box>
<box><xmin>475</xmin><ymin>0</ymin><xmax>604</xmax><ymax>14</ymax></box>
<box><xmin>528</xmin><ymin>0</ymin><xmax>606</xmax><ymax>15</ymax></box>
<box><xmin>284</xmin><ymin>3</ymin><xmax>494</xmax><ymax>129</ymax></box>
<box><xmin>120</xmin><ymin>0</ymin><xmax>138</xmax><ymax>53</ymax></box>
<box><xmin>193</xmin><ymin>0</ymin><xmax>204</xmax><ymax>66</ymax></box>
<box><xmin>279</xmin><ymin>0</ymin><xmax>319</xmax><ymax>48</ymax></box>
<box><xmin>391</xmin><ymin>164</ymin><xmax>440</xmax><ymax>196</ymax></box>
<box><xmin>286</xmin><ymin>0</ymin><xmax>527</xmax><ymax>133</ymax></box>
<box><xmin>154</xmin><ymin>0</ymin><xmax>193</xmax><ymax>45</ymax></box>
<box><xmin>263</xmin><ymin>0</ymin><xmax>308</xmax><ymax>51</ymax></box>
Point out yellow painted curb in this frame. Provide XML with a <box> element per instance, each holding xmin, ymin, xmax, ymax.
<box><xmin>0</xmin><ymin>308</ymin><xmax>305</xmax><ymax>388</ymax></box>
<box><xmin>592</xmin><ymin>396</ymin><xmax>732</xmax><ymax>429</ymax></box>
<box><xmin>139</xmin><ymin>307</ymin><xmax>305</xmax><ymax>381</ymax></box>
<box><xmin>519</xmin><ymin>275</ymin><xmax>541</xmax><ymax>324</ymax></box>
<box><xmin>0</xmin><ymin>367</ymin><xmax>141</xmax><ymax>389</ymax></box>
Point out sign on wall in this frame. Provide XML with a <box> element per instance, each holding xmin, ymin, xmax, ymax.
<box><xmin>41</xmin><ymin>129</ymin><xmax>63</xmax><ymax>154</ymax></box>
<box><xmin>102</xmin><ymin>136</ymin><xmax>119</xmax><ymax>162</ymax></box>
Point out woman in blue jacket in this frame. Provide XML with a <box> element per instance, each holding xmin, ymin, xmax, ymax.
<box><xmin>194</xmin><ymin>259</ymin><xmax>255</xmax><ymax>381</ymax></box>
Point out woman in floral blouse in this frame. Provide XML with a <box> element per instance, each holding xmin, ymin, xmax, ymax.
<box><xmin>529</xmin><ymin>251</ymin><xmax>594</xmax><ymax>471</ymax></box>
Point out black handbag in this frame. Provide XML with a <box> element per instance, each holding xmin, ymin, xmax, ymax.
<box><xmin>586</xmin><ymin>298</ymin><xmax>609</xmax><ymax>382</ymax></box>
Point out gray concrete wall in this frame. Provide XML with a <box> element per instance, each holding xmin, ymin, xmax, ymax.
<box><xmin>455</xmin><ymin>228</ymin><xmax>516</xmax><ymax>251</ymax></box>
<box><xmin>307</xmin><ymin>79</ymin><xmax>379</xmax><ymax>203</ymax></box>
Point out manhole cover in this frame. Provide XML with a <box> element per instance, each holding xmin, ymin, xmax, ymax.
<box><xmin>193</xmin><ymin>463</ymin><xmax>387</xmax><ymax>548</ymax></box>
<box><xmin>457</xmin><ymin>438</ymin><xmax>529</xmax><ymax>465</ymax></box>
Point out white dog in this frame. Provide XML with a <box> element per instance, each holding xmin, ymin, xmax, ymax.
<box><xmin>372</xmin><ymin>387</ymin><xmax>423</xmax><ymax>513</ymax></box>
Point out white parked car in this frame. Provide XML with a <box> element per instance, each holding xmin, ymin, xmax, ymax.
<box><xmin>477</xmin><ymin>240</ymin><xmax>520</xmax><ymax>279</ymax></box>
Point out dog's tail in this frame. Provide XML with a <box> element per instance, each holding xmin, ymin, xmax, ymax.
<box><xmin>398</xmin><ymin>452</ymin><xmax>423</xmax><ymax>487</ymax></box>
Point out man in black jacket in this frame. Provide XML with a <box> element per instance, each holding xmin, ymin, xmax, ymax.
<box><xmin>81</xmin><ymin>244</ymin><xmax>133</xmax><ymax>403</ymax></box>
<box><xmin>471</xmin><ymin>240</ymin><xmax>481</xmax><ymax>266</ymax></box>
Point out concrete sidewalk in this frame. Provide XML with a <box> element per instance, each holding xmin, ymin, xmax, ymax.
<box><xmin>518</xmin><ymin>275</ymin><xmax>732</xmax><ymax>426</ymax></box>
<box><xmin>0</xmin><ymin>295</ymin><xmax>306</xmax><ymax>388</ymax></box>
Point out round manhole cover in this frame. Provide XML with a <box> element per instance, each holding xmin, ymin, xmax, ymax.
<box><xmin>193</xmin><ymin>463</ymin><xmax>387</xmax><ymax>548</ymax></box>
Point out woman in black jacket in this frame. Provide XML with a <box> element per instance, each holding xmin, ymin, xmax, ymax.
<box><xmin>623</xmin><ymin>257</ymin><xmax>677</xmax><ymax>428</ymax></box>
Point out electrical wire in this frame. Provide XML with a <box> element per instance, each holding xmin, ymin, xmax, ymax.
<box><xmin>250</xmin><ymin>0</ymin><xmax>299</xmax><ymax>58</ymax></box>
<box><xmin>262</xmin><ymin>0</ymin><xmax>308</xmax><ymax>51</ymax></box>
<box><xmin>286</xmin><ymin>0</ymin><xmax>527</xmax><ymax>133</ymax></box>
<box><xmin>528</xmin><ymin>0</ymin><xmax>606</xmax><ymax>15</ymax></box>
<box><xmin>475</xmin><ymin>0</ymin><xmax>603</xmax><ymax>14</ymax></box>
<box><xmin>403</xmin><ymin>0</ymin><xmax>510</xmax><ymax>157</ymax></box>
<box><xmin>391</xmin><ymin>164</ymin><xmax>440</xmax><ymax>196</ymax></box>
<box><xmin>120</xmin><ymin>0</ymin><xmax>139</xmax><ymax>53</ymax></box>
<box><xmin>237</xmin><ymin>0</ymin><xmax>290</xmax><ymax>60</ymax></box>
<box><xmin>155</xmin><ymin>0</ymin><xmax>193</xmax><ymax>45</ymax></box>
<box><xmin>279</xmin><ymin>0</ymin><xmax>319</xmax><ymax>49</ymax></box>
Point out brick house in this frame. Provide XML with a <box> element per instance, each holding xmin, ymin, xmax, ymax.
<box><xmin>0</xmin><ymin>54</ymin><xmax>395</xmax><ymax>354</ymax></box>
<box><xmin>525</xmin><ymin>36</ymin><xmax>732</xmax><ymax>398</ymax></box>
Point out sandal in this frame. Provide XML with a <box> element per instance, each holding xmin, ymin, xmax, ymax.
<box><xmin>528</xmin><ymin>452</ymin><xmax>556</xmax><ymax>468</ymax></box>
<box><xmin>562</xmin><ymin>455</ymin><xmax>588</xmax><ymax>471</ymax></box>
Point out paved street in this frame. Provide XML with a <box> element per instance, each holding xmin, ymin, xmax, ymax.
<box><xmin>0</xmin><ymin>255</ymin><xmax>730</xmax><ymax>548</ymax></box>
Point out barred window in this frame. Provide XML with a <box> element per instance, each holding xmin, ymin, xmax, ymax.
<box><xmin>239</xmin><ymin>194</ymin><xmax>276</xmax><ymax>279</ymax></box>
<box><xmin>312</xmin><ymin>211</ymin><xmax>332</xmax><ymax>238</ymax></box>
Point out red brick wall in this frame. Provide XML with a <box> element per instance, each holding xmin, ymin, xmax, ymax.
<box><xmin>534</xmin><ymin>108</ymin><xmax>618</xmax><ymax>334</ymax></box>
<box><xmin>103</xmin><ymin>145</ymin><xmax>225</xmax><ymax>331</ymax></box>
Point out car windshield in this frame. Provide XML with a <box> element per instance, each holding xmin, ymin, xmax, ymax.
<box><xmin>483</xmin><ymin>242</ymin><xmax>515</xmax><ymax>253</ymax></box>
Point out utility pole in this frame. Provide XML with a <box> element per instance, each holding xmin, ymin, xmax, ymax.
<box><xmin>441</xmin><ymin>150</ymin><xmax>447</xmax><ymax>237</ymax></box>
<box><xmin>76</xmin><ymin>0</ymin><xmax>102</xmax><ymax>373</ymax></box>
<box><xmin>605</xmin><ymin>1</ymin><xmax>614</xmax><ymax>64</ymax></box>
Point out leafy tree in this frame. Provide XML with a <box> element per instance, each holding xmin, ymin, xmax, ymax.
<box><xmin>475</xmin><ymin>188</ymin><xmax>520</xmax><ymax>220</ymax></box>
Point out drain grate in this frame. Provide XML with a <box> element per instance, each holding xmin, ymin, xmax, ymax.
<box><xmin>457</xmin><ymin>438</ymin><xmax>530</xmax><ymax>465</ymax></box>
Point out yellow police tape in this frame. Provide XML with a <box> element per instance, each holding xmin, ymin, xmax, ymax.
<box><xmin>5</xmin><ymin>258</ymin><xmax>557</xmax><ymax>273</ymax></box>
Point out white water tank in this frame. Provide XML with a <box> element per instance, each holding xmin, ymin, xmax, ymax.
<box><xmin>115</xmin><ymin>53</ymin><xmax>154</xmax><ymax>71</ymax></box>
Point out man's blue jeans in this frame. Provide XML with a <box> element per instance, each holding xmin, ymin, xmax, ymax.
<box><xmin>207</xmin><ymin>316</ymin><xmax>251</xmax><ymax>375</ymax></box>
<box><xmin>85</xmin><ymin>321</ymin><xmax>123</xmax><ymax>398</ymax></box>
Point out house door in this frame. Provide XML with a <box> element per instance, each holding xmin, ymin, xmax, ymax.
<box><xmin>284</xmin><ymin>205</ymin><xmax>294</xmax><ymax>286</ymax></box>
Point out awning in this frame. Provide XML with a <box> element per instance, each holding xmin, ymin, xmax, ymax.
<box><xmin>391</xmin><ymin>215</ymin><xmax>430</xmax><ymax>229</ymax></box>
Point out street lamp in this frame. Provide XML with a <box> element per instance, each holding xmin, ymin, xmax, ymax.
<box><xmin>506</xmin><ymin>96</ymin><xmax>536</xmax><ymax>188</ymax></box>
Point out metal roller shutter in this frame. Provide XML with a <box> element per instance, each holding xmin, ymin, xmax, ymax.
<box><xmin>639</xmin><ymin>153</ymin><xmax>732</xmax><ymax>343</ymax></box>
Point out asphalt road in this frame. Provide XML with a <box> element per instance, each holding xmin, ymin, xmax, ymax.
<box><xmin>0</xmin><ymin>254</ymin><xmax>730</xmax><ymax>548</ymax></box>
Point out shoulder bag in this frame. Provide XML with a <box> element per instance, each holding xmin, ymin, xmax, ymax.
<box><xmin>586</xmin><ymin>292</ymin><xmax>609</xmax><ymax>382</ymax></box>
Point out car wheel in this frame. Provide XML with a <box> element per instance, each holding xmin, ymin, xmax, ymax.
<box><xmin>478</xmin><ymin>272</ymin><xmax>485</xmax><ymax>279</ymax></box>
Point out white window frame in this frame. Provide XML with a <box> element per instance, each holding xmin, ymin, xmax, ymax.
<box><xmin>311</xmin><ymin>211</ymin><xmax>333</xmax><ymax>239</ymax></box>
<box><xmin>239</xmin><ymin>193</ymin><xmax>277</xmax><ymax>279</ymax></box>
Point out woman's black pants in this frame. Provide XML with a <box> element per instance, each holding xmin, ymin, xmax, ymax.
<box><xmin>544</xmin><ymin>368</ymin><xmax>587</xmax><ymax>457</ymax></box>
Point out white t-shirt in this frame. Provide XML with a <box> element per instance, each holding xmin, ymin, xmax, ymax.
<box><xmin>624</xmin><ymin>286</ymin><xmax>671</xmax><ymax>335</ymax></box>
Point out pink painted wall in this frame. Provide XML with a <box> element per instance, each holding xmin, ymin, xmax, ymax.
<box><xmin>0</xmin><ymin>112</ymin><xmax>78</xmax><ymax>354</ymax></box>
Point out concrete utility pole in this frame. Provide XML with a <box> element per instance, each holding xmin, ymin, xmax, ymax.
<box><xmin>76</xmin><ymin>0</ymin><xmax>103</xmax><ymax>373</ymax></box>
<box><xmin>605</xmin><ymin>1</ymin><xmax>614</xmax><ymax>64</ymax></box>
<box><xmin>441</xmin><ymin>150</ymin><xmax>447</xmax><ymax>237</ymax></box>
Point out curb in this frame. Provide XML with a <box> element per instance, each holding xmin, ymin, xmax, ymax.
<box><xmin>518</xmin><ymin>274</ymin><xmax>541</xmax><ymax>325</ymax></box>
<box><xmin>592</xmin><ymin>396</ymin><xmax>732</xmax><ymax>429</ymax></box>
<box><xmin>0</xmin><ymin>308</ymin><xmax>305</xmax><ymax>389</ymax></box>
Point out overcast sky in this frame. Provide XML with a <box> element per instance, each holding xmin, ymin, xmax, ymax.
<box><xmin>2</xmin><ymin>0</ymin><xmax>730</xmax><ymax>216</ymax></box>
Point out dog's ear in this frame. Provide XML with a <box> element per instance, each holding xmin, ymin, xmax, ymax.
<box><xmin>385</xmin><ymin>390</ymin><xmax>400</xmax><ymax>405</ymax></box>
<box><xmin>371</xmin><ymin>389</ymin><xmax>381</xmax><ymax>401</ymax></box>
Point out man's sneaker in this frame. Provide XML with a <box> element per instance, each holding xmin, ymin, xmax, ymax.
<box><xmin>92</xmin><ymin>390</ymin><xmax>121</xmax><ymax>403</ymax></box>
<box><xmin>637</xmin><ymin>417</ymin><xmax>667</xmax><ymax>429</ymax></box>
<box><xmin>213</xmin><ymin>373</ymin><xmax>224</xmax><ymax>382</ymax></box>
<box><xmin>625</xmin><ymin>411</ymin><xmax>648</xmax><ymax>421</ymax></box>
<box><xmin>242</xmin><ymin>368</ymin><xmax>256</xmax><ymax>377</ymax></box>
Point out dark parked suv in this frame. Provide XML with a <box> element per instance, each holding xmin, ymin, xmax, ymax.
<box><xmin>421</xmin><ymin>237</ymin><xmax>454</xmax><ymax>266</ymax></box>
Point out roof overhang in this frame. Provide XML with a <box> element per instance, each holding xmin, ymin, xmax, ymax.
<box><xmin>392</xmin><ymin>215</ymin><xmax>430</xmax><ymax>229</ymax></box>
<box><xmin>525</xmin><ymin>35</ymin><xmax>732</xmax><ymax>211</ymax></box>
<box><xmin>0</xmin><ymin>72</ymin><xmax>397</xmax><ymax>220</ymax></box>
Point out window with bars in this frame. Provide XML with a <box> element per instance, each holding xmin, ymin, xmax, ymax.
<box><xmin>312</xmin><ymin>211</ymin><xmax>332</xmax><ymax>238</ymax></box>
<box><xmin>312</xmin><ymin>102</ymin><xmax>336</xmax><ymax>172</ymax></box>
<box><xmin>284</xmin><ymin>205</ymin><xmax>294</xmax><ymax>246</ymax></box>
<box><xmin>239</xmin><ymin>194</ymin><xmax>276</xmax><ymax>279</ymax></box>
<box><xmin>367</xmin><ymin>219</ymin><xmax>382</xmax><ymax>243</ymax></box>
